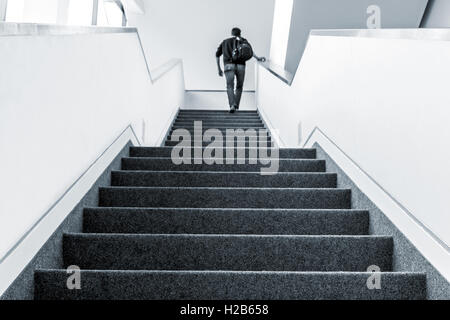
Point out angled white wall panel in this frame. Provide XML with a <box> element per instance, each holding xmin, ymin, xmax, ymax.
<box><xmin>284</xmin><ymin>0</ymin><xmax>428</xmax><ymax>75</ymax></box>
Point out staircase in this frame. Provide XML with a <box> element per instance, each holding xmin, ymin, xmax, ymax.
<box><xmin>34</xmin><ymin>109</ymin><xmax>427</xmax><ymax>300</ymax></box>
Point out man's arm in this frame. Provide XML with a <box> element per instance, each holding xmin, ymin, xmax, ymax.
<box><xmin>253</xmin><ymin>53</ymin><xmax>266</xmax><ymax>62</ymax></box>
<box><xmin>216</xmin><ymin>42</ymin><xmax>224</xmax><ymax>77</ymax></box>
<box><xmin>216</xmin><ymin>56</ymin><xmax>223</xmax><ymax>77</ymax></box>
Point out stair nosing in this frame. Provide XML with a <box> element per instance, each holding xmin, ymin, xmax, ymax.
<box><xmin>99</xmin><ymin>186</ymin><xmax>349</xmax><ymax>191</ymax></box>
<box><xmin>35</xmin><ymin>269</ymin><xmax>426</xmax><ymax>276</ymax></box>
<box><xmin>112</xmin><ymin>170</ymin><xmax>335</xmax><ymax>175</ymax></box>
<box><xmin>122</xmin><ymin>157</ymin><xmax>323</xmax><ymax>161</ymax></box>
<box><xmin>130</xmin><ymin>147</ymin><xmax>315</xmax><ymax>150</ymax></box>
<box><xmin>64</xmin><ymin>232</ymin><xmax>391</xmax><ymax>240</ymax></box>
<box><xmin>83</xmin><ymin>206</ymin><xmax>368</xmax><ymax>213</ymax></box>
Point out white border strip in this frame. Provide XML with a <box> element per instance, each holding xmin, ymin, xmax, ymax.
<box><xmin>0</xmin><ymin>125</ymin><xmax>140</xmax><ymax>296</ymax></box>
<box><xmin>156</xmin><ymin>107</ymin><xmax>180</xmax><ymax>147</ymax></box>
<box><xmin>304</xmin><ymin>127</ymin><xmax>450</xmax><ymax>282</ymax></box>
<box><xmin>309</xmin><ymin>28</ymin><xmax>450</xmax><ymax>42</ymax></box>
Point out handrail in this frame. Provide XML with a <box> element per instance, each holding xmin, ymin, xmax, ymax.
<box><xmin>303</xmin><ymin>126</ymin><xmax>450</xmax><ymax>252</ymax></box>
<box><xmin>258</xmin><ymin>60</ymin><xmax>294</xmax><ymax>86</ymax></box>
<box><xmin>150</xmin><ymin>58</ymin><xmax>183</xmax><ymax>82</ymax></box>
<box><xmin>0</xmin><ymin>124</ymin><xmax>141</xmax><ymax>264</ymax></box>
<box><xmin>0</xmin><ymin>22</ymin><xmax>183</xmax><ymax>84</ymax></box>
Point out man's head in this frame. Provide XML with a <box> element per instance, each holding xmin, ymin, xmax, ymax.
<box><xmin>231</xmin><ymin>27</ymin><xmax>241</xmax><ymax>37</ymax></box>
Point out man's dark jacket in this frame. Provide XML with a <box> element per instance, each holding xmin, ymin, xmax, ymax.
<box><xmin>216</xmin><ymin>37</ymin><xmax>250</xmax><ymax>65</ymax></box>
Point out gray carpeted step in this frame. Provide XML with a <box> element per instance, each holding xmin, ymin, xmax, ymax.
<box><xmin>98</xmin><ymin>187</ymin><xmax>351</xmax><ymax>209</ymax></box>
<box><xmin>165</xmin><ymin>140</ymin><xmax>274</xmax><ymax>147</ymax></box>
<box><xmin>174</xmin><ymin>121</ymin><xmax>263</xmax><ymax>127</ymax></box>
<box><xmin>111</xmin><ymin>171</ymin><xmax>337</xmax><ymax>188</ymax></box>
<box><xmin>179</xmin><ymin>109</ymin><xmax>258</xmax><ymax>113</ymax></box>
<box><xmin>30</xmin><ymin>108</ymin><xmax>429</xmax><ymax>301</ymax></box>
<box><xmin>172</xmin><ymin>124</ymin><xmax>265</xmax><ymax>128</ymax></box>
<box><xmin>169</xmin><ymin>133</ymin><xmax>270</xmax><ymax>138</ymax></box>
<box><xmin>176</xmin><ymin>116</ymin><xmax>262</xmax><ymax>121</ymax></box>
<box><xmin>169</xmin><ymin>132</ymin><xmax>270</xmax><ymax>137</ymax></box>
<box><xmin>173</xmin><ymin>124</ymin><xmax>265</xmax><ymax>129</ymax></box>
<box><xmin>121</xmin><ymin>157</ymin><xmax>325</xmax><ymax>172</ymax></box>
<box><xmin>176</xmin><ymin>117</ymin><xmax>263</xmax><ymax>121</ymax></box>
<box><xmin>169</xmin><ymin>130</ymin><xmax>269</xmax><ymax>136</ymax></box>
<box><xmin>83</xmin><ymin>208</ymin><xmax>369</xmax><ymax>235</ymax></box>
<box><xmin>171</xmin><ymin>127</ymin><xmax>266</xmax><ymax>133</ymax></box>
<box><xmin>175</xmin><ymin>119</ymin><xmax>263</xmax><ymax>124</ymax></box>
<box><xmin>34</xmin><ymin>270</ymin><xmax>427</xmax><ymax>300</ymax></box>
<box><xmin>129</xmin><ymin>147</ymin><xmax>316</xmax><ymax>159</ymax></box>
<box><xmin>166</xmin><ymin>135</ymin><xmax>271</xmax><ymax>142</ymax></box>
<box><xmin>63</xmin><ymin>233</ymin><xmax>392</xmax><ymax>271</ymax></box>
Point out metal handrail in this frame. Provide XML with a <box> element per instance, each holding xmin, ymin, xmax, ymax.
<box><xmin>0</xmin><ymin>125</ymin><xmax>141</xmax><ymax>264</ymax></box>
<box><xmin>258</xmin><ymin>60</ymin><xmax>294</xmax><ymax>86</ymax></box>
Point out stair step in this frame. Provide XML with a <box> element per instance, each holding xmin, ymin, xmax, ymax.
<box><xmin>172</xmin><ymin>126</ymin><xmax>266</xmax><ymax>132</ymax></box>
<box><xmin>30</xmin><ymin>107</ymin><xmax>428</xmax><ymax>301</ymax></box>
<box><xmin>62</xmin><ymin>234</ymin><xmax>392</xmax><ymax>272</ymax></box>
<box><xmin>165</xmin><ymin>141</ymin><xmax>274</xmax><ymax>147</ymax></box>
<box><xmin>98</xmin><ymin>187</ymin><xmax>351</xmax><ymax>209</ymax></box>
<box><xmin>175</xmin><ymin>119</ymin><xmax>263</xmax><ymax>123</ymax></box>
<box><xmin>173</xmin><ymin>128</ymin><xmax>266</xmax><ymax>133</ymax></box>
<box><xmin>34</xmin><ymin>270</ymin><xmax>426</xmax><ymax>300</ymax></box>
<box><xmin>121</xmin><ymin>157</ymin><xmax>325</xmax><ymax>172</ymax></box>
<box><xmin>169</xmin><ymin>131</ymin><xmax>269</xmax><ymax>136</ymax></box>
<box><xmin>111</xmin><ymin>171</ymin><xmax>337</xmax><ymax>188</ymax></box>
<box><xmin>167</xmin><ymin>135</ymin><xmax>271</xmax><ymax>141</ymax></box>
<box><xmin>179</xmin><ymin>110</ymin><xmax>258</xmax><ymax>113</ymax></box>
<box><xmin>169</xmin><ymin>133</ymin><xmax>270</xmax><ymax>137</ymax></box>
<box><xmin>176</xmin><ymin>116</ymin><xmax>262</xmax><ymax>121</ymax></box>
<box><xmin>169</xmin><ymin>129</ymin><xmax>268</xmax><ymax>135</ymax></box>
<box><xmin>176</xmin><ymin>115</ymin><xmax>262</xmax><ymax>120</ymax></box>
<box><xmin>174</xmin><ymin>120</ymin><xmax>263</xmax><ymax>125</ymax></box>
<box><xmin>83</xmin><ymin>208</ymin><xmax>369</xmax><ymax>235</ymax></box>
<box><xmin>129</xmin><ymin>147</ymin><xmax>316</xmax><ymax>159</ymax></box>
<box><xmin>173</xmin><ymin>123</ymin><xmax>265</xmax><ymax>128</ymax></box>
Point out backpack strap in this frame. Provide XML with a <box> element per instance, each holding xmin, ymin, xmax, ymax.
<box><xmin>234</xmin><ymin>37</ymin><xmax>238</xmax><ymax>51</ymax></box>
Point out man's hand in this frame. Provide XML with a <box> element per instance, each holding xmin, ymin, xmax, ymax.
<box><xmin>218</xmin><ymin>69</ymin><xmax>224</xmax><ymax>77</ymax></box>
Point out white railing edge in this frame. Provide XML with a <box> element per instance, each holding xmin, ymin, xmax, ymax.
<box><xmin>303</xmin><ymin>126</ymin><xmax>450</xmax><ymax>282</ymax></box>
<box><xmin>0</xmin><ymin>124</ymin><xmax>141</xmax><ymax>296</ymax></box>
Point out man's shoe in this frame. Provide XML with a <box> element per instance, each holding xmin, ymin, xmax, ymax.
<box><xmin>229</xmin><ymin>106</ymin><xmax>236</xmax><ymax>113</ymax></box>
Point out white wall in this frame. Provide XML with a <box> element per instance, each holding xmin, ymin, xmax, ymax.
<box><xmin>0</xmin><ymin>29</ymin><xmax>184</xmax><ymax>267</ymax></box>
<box><xmin>257</xmin><ymin>31</ymin><xmax>450</xmax><ymax>279</ymax></box>
<box><xmin>22</xmin><ymin>0</ymin><xmax>59</xmax><ymax>24</ymax></box>
<box><xmin>183</xmin><ymin>91</ymin><xmax>256</xmax><ymax>110</ymax></box>
<box><xmin>127</xmin><ymin>0</ymin><xmax>275</xmax><ymax>91</ymax></box>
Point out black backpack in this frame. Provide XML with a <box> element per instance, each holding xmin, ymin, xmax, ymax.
<box><xmin>232</xmin><ymin>37</ymin><xmax>253</xmax><ymax>62</ymax></box>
